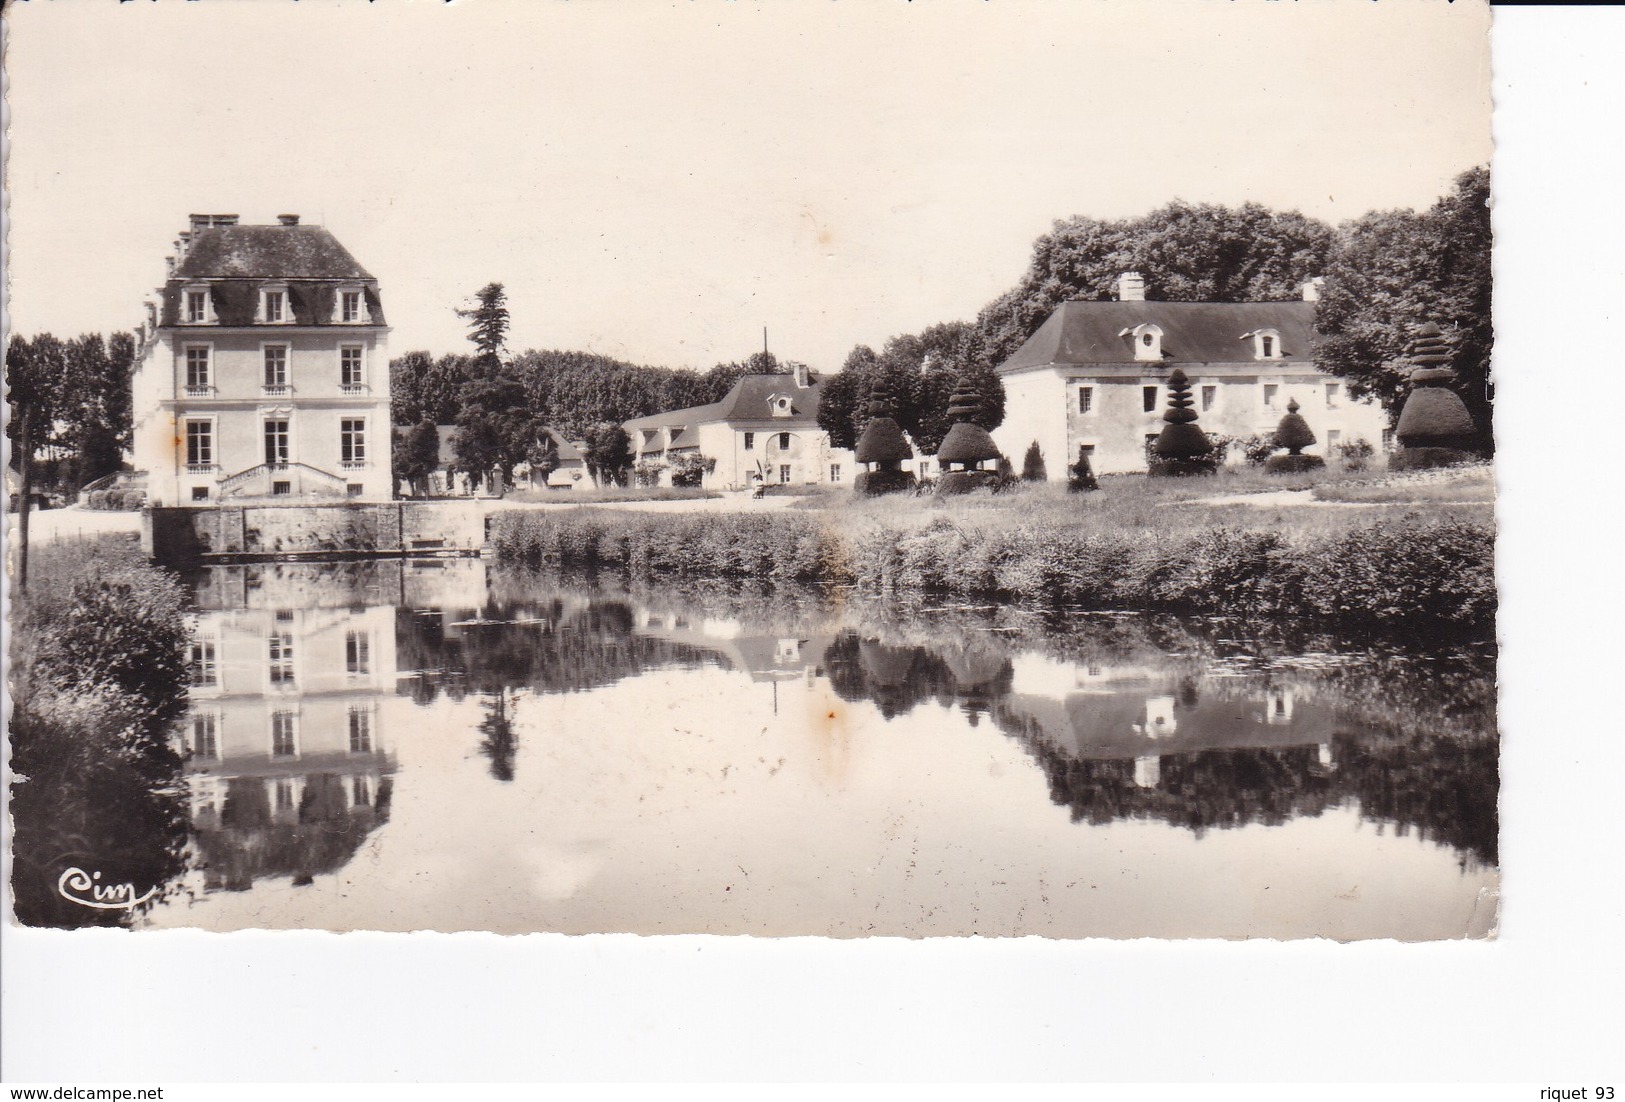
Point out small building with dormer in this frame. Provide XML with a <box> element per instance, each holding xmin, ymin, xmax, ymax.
<box><xmin>623</xmin><ymin>364</ymin><xmax>857</xmax><ymax>490</ymax></box>
<box><xmin>990</xmin><ymin>272</ymin><xmax>1389</xmax><ymax>476</ymax></box>
<box><xmin>131</xmin><ymin>213</ymin><xmax>393</xmax><ymax>505</ymax></box>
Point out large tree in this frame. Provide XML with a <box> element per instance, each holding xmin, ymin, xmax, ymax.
<box><xmin>393</xmin><ymin>419</ymin><xmax>441</xmax><ymax>498</ymax></box>
<box><xmin>452</xmin><ymin>364</ymin><xmax>546</xmax><ymax>490</ymax></box>
<box><xmin>581</xmin><ymin>421</ymin><xmax>634</xmax><ymax>487</ymax></box>
<box><xmin>1314</xmin><ymin>167</ymin><xmax>1492</xmax><ymax>449</ymax></box>
<box><xmin>977</xmin><ymin>200</ymin><xmax>1336</xmax><ymax>366</ymax></box>
<box><xmin>62</xmin><ymin>332</ymin><xmax>135</xmax><ymax>491</ymax></box>
<box><xmin>390</xmin><ymin>350</ymin><xmax>472</xmax><ymax>426</ymax></box>
<box><xmin>456</xmin><ymin>282</ymin><xmax>510</xmax><ymax>367</ymax></box>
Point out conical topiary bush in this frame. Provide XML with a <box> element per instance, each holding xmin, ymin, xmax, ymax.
<box><xmin>1068</xmin><ymin>445</ymin><xmax>1098</xmax><ymax>493</ymax></box>
<box><xmin>854</xmin><ymin>374</ymin><xmax>916</xmax><ymax>495</ymax></box>
<box><xmin>1150</xmin><ymin>369</ymin><xmax>1216</xmax><ymax>477</ymax></box>
<box><xmin>935</xmin><ymin>371</ymin><xmax>1004</xmax><ymax>495</ymax></box>
<box><xmin>1265</xmin><ymin>397</ymin><xmax>1325</xmax><ymax>473</ymax></box>
<box><xmin>1391</xmin><ymin>322</ymin><xmax>1478</xmax><ymax>471</ymax></box>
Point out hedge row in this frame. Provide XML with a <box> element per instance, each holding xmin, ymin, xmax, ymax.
<box><xmin>85</xmin><ymin>488</ymin><xmax>146</xmax><ymax>511</ymax></box>
<box><xmin>487</xmin><ymin>509</ymin><xmax>1495</xmax><ymax>629</ymax></box>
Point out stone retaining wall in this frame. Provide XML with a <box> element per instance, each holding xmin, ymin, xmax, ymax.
<box><xmin>144</xmin><ymin>500</ymin><xmax>486</xmax><ymax>564</ymax></box>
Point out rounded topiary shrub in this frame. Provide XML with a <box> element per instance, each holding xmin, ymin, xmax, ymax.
<box><xmin>1150</xmin><ymin>454</ymin><xmax>1220</xmax><ymax>477</ymax></box>
<box><xmin>1388</xmin><ymin>446</ymin><xmax>1473</xmax><ymax>472</ymax></box>
<box><xmin>1394</xmin><ymin>321</ymin><xmax>1480</xmax><ymax>454</ymax></box>
<box><xmin>1265</xmin><ymin>453</ymin><xmax>1326</xmax><ymax>474</ymax></box>
<box><xmin>936</xmin><ymin>470</ymin><xmax>1001</xmax><ymax>496</ymax></box>
<box><xmin>1272</xmin><ymin>398</ymin><xmax>1316</xmax><ymax>456</ymax></box>
<box><xmin>1395</xmin><ymin>387</ymin><xmax>1477</xmax><ymax>448</ymax></box>
<box><xmin>854</xmin><ymin>468</ymin><xmax>917</xmax><ymax>496</ymax></box>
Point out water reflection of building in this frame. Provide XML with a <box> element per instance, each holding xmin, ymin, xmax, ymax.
<box><xmin>634</xmin><ymin>608</ymin><xmax>833</xmax><ymax>688</ymax></box>
<box><xmin>998</xmin><ymin>653</ymin><xmax>1335</xmax><ymax>765</ymax></box>
<box><xmin>179</xmin><ymin>602</ymin><xmax>398</xmax><ymax>890</ymax></box>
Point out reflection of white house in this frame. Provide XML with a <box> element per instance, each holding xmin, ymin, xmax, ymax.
<box><xmin>623</xmin><ymin>365</ymin><xmax>856</xmax><ymax>490</ymax></box>
<box><xmin>132</xmin><ymin>214</ymin><xmax>394</xmax><ymax>505</ymax></box>
<box><xmin>178</xmin><ymin>605</ymin><xmax>398</xmax><ymax>811</ymax></box>
<box><xmin>995</xmin><ymin>653</ymin><xmax>1338</xmax><ymax>766</ymax></box>
<box><xmin>634</xmin><ymin>607</ymin><xmax>832</xmax><ymax>684</ymax></box>
<box><xmin>990</xmin><ymin>273</ymin><xmax>1389</xmax><ymax>476</ymax></box>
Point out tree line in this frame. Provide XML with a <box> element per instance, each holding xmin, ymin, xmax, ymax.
<box><xmin>391</xmin><ymin>167</ymin><xmax>1490</xmax><ymax>490</ymax></box>
<box><xmin>390</xmin><ymin>283</ymin><xmax>789</xmax><ymax>489</ymax></box>
<box><xmin>6</xmin><ymin>331</ymin><xmax>136</xmax><ymax>496</ymax></box>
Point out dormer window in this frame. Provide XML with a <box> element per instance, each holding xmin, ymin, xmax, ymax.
<box><xmin>1243</xmin><ymin>329</ymin><xmax>1283</xmax><ymax>360</ymax></box>
<box><xmin>1121</xmin><ymin>323</ymin><xmax>1164</xmax><ymax>362</ymax></box>
<box><xmin>335</xmin><ymin>285</ymin><xmax>370</xmax><ymax>324</ymax></box>
<box><xmin>182</xmin><ymin>284</ymin><xmax>212</xmax><ymax>323</ymax></box>
<box><xmin>259</xmin><ymin>284</ymin><xmax>291</xmax><ymax>324</ymax></box>
<box><xmin>770</xmin><ymin>394</ymin><xmax>793</xmax><ymax>418</ymax></box>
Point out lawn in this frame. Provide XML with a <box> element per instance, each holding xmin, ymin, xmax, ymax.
<box><xmin>789</xmin><ymin>462</ymin><xmax>1495</xmax><ymax>537</ymax></box>
<box><xmin>502</xmin><ymin>485</ymin><xmax>719</xmax><ymax>505</ymax></box>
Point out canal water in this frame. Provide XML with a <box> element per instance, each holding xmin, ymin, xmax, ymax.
<box><xmin>133</xmin><ymin>558</ymin><xmax>1496</xmax><ymax>939</ymax></box>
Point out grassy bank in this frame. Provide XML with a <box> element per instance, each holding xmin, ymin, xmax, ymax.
<box><xmin>487</xmin><ymin>490</ymin><xmax>1495</xmax><ymax>629</ymax></box>
<box><xmin>8</xmin><ymin>535</ymin><xmax>193</xmax><ymax>927</ymax></box>
<box><xmin>503</xmin><ymin>486</ymin><xmax>718</xmax><ymax>505</ymax></box>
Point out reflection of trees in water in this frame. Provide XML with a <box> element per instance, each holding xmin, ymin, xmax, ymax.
<box><xmin>820</xmin><ymin>619</ymin><xmax>1497</xmax><ymax>869</ymax></box>
<box><xmin>1024</xmin><ymin>731</ymin><xmax>1498</xmax><ymax>868</ymax></box>
<box><xmin>395</xmin><ymin>597</ymin><xmax>712</xmax><ymax>705</ymax></box>
<box><xmin>1333</xmin><ymin>731</ymin><xmax>1499</xmax><ymax>866</ymax></box>
<box><xmin>478</xmin><ymin>690</ymin><xmax>518</xmax><ymax>782</ymax></box>
<box><xmin>193</xmin><ymin>774</ymin><xmax>393</xmax><ymax>892</ymax></box>
<box><xmin>414</xmin><ymin>570</ymin><xmax>1499</xmax><ymax>868</ymax></box>
<box><xmin>1031</xmin><ymin>742</ymin><xmax>1340</xmax><ymax>835</ymax></box>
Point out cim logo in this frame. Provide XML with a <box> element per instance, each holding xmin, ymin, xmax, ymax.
<box><xmin>56</xmin><ymin>866</ymin><xmax>159</xmax><ymax>911</ymax></box>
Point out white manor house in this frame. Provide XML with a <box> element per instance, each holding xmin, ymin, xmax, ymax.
<box><xmin>131</xmin><ymin>214</ymin><xmax>394</xmax><ymax>506</ymax></box>
<box><xmin>990</xmin><ymin>273</ymin><xmax>1389</xmax><ymax>476</ymax></box>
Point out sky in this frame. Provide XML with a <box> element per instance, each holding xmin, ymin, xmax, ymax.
<box><xmin>3</xmin><ymin>0</ymin><xmax>1491</xmax><ymax>371</ymax></box>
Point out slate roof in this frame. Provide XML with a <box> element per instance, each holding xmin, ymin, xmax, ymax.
<box><xmin>175</xmin><ymin>225</ymin><xmax>374</xmax><ymax>280</ymax></box>
<box><xmin>160</xmin><ymin>224</ymin><xmax>385</xmax><ymax>327</ymax></box>
<box><xmin>997</xmin><ymin>300</ymin><xmax>1317</xmax><ymax>374</ymax></box>
<box><xmin>624</xmin><ymin>373</ymin><xmax>824</xmax><ymax>431</ymax></box>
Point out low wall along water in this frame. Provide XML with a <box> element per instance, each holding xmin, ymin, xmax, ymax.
<box><xmin>143</xmin><ymin>501</ymin><xmax>487</xmax><ymax>563</ymax></box>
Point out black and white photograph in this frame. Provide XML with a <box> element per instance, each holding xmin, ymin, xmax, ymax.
<box><xmin>1</xmin><ymin>0</ymin><xmax>1617</xmax><ymax>1086</ymax></box>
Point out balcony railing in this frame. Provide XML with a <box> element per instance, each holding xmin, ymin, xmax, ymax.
<box><xmin>339</xmin><ymin>459</ymin><xmax>368</xmax><ymax>471</ymax></box>
<box><xmin>183</xmin><ymin>385</ymin><xmax>215</xmax><ymax>398</ymax></box>
<box><xmin>262</xmin><ymin>384</ymin><xmax>293</xmax><ymax>397</ymax></box>
<box><xmin>339</xmin><ymin>383</ymin><xmax>370</xmax><ymax>396</ymax></box>
<box><xmin>184</xmin><ymin>463</ymin><xmax>219</xmax><ymax>476</ymax></box>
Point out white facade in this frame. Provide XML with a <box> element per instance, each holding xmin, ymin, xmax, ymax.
<box><xmin>131</xmin><ymin>215</ymin><xmax>395</xmax><ymax>506</ymax></box>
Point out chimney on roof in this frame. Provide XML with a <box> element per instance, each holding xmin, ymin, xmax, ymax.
<box><xmin>188</xmin><ymin>213</ymin><xmax>238</xmax><ymax>231</ymax></box>
<box><xmin>277</xmin><ymin>214</ymin><xmax>300</xmax><ymax>226</ymax></box>
<box><xmin>1301</xmin><ymin>276</ymin><xmax>1325</xmax><ymax>303</ymax></box>
<box><xmin>1116</xmin><ymin>272</ymin><xmax>1146</xmax><ymax>302</ymax></box>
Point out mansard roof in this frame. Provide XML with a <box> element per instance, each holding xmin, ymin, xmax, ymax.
<box><xmin>997</xmin><ymin>300</ymin><xmax>1318</xmax><ymax>374</ymax></box>
<box><xmin>160</xmin><ymin>223</ymin><xmax>384</xmax><ymax>327</ymax></box>
<box><xmin>174</xmin><ymin>224</ymin><xmax>374</xmax><ymax>280</ymax></box>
